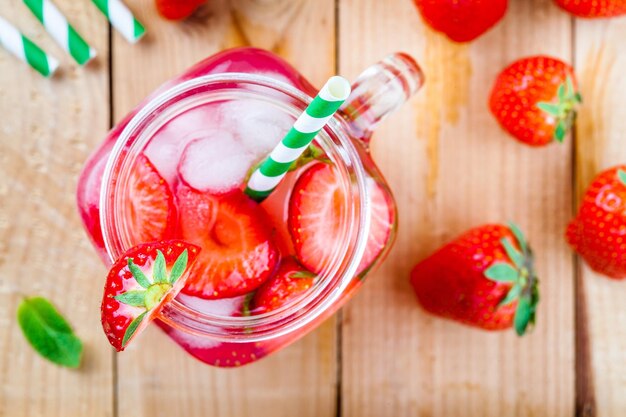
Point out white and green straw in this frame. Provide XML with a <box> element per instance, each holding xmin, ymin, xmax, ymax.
<box><xmin>23</xmin><ymin>0</ymin><xmax>96</xmax><ymax>66</ymax></box>
<box><xmin>91</xmin><ymin>0</ymin><xmax>145</xmax><ymax>44</ymax></box>
<box><xmin>0</xmin><ymin>15</ymin><xmax>58</xmax><ymax>77</ymax></box>
<box><xmin>245</xmin><ymin>76</ymin><xmax>352</xmax><ymax>202</ymax></box>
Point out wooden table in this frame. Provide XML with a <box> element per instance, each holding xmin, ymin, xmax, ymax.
<box><xmin>1</xmin><ymin>0</ymin><xmax>625</xmax><ymax>415</ymax></box>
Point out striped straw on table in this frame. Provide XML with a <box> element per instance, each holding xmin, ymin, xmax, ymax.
<box><xmin>91</xmin><ymin>0</ymin><xmax>145</xmax><ymax>44</ymax></box>
<box><xmin>245</xmin><ymin>76</ymin><xmax>352</xmax><ymax>202</ymax></box>
<box><xmin>0</xmin><ymin>15</ymin><xmax>59</xmax><ymax>77</ymax></box>
<box><xmin>23</xmin><ymin>0</ymin><xmax>96</xmax><ymax>66</ymax></box>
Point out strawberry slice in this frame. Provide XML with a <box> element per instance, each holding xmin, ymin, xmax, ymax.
<box><xmin>128</xmin><ymin>155</ymin><xmax>176</xmax><ymax>245</ymax></box>
<box><xmin>177</xmin><ymin>185</ymin><xmax>279</xmax><ymax>299</ymax></box>
<box><xmin>101</xmin><ymin>240</ymin><xmax>200</xmax><ymax>351</ymax></box>
<box><xmin>252</xmin><ymin>257</ymin><xmax>316</xmax><ymax>314</ymax></box>
<box><xmin>288</xmin><ymin>163</ymin><xmax>394</xmax><ymax>275</ymax></box>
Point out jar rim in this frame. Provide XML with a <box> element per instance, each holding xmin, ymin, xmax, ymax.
<box><xmin>99</xmin><ymin>73</ymin><xmax>371</xmax><ymax>342</ymax></box>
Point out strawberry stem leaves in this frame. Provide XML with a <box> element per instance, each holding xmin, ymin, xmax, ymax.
<box><xmin>153</xmin><ymin>250</ymin><xmax>167</xmax><ymax>283</ymax></box>
<box><xmin>508</xmin><ymin>221</ymin><xmax>528</xmax><ymax>253</ymax></box>
<box><xmin>537</xmin><ymin>75</ymin><xmax>582</xmax><ymax>143</ymax></box>
<box><xmin>537</xmin><ymin>102</ymin><xmax>560</xmax><ymax>115</ymax></box>
<box><xmin>242</xmin><ymin>292</ymin><xmax>255</xmax><ymax>318</ymax></box>
<box><xmin>128</xmin><ymin>258</ymin><xmax>151</xmax><ymax>289</ymax></box>
<box><xmin>122</xmin><ymin>311</ymin><xmax>147</xmax><ymax>348</ymax></box>
<box><xmin>514</xmin><ymin>297</ymin><xmax>533</xmax><ymax>336</ymax></box>
<box><xmin>288</xmin><ymin>143</ymin><xmax>331</xmax><ymax>172</ymax></box>
<box><xmin>501</xmin><ymin>237</ymin><xmax>524</xmax><ymax>269</ymax></box>
<box><xmin>484</xmin><ymin>222</ymin><xmax>539</xmax><ymax>336</ymax></box>
<box><xmin>116</xmin><ymin>249</ymin><xmax>191</xmax><ymax>347</ymax></box>
<box><xmin>499</xmin><ymin>284</ymin><xmax>521</xmax><ymax>307</ymax></box>
<box><xmin>114</xmin><ymin>290</ymin><xmax>146</xmax><ymax>307</ymax></box>
<box><xmin>290</xmin><ymin>270</ymin><xmax>318</xmax><ymax>279</ymax></box>
<box><xmin>484</xmin><ymin>263</ymin><xmax>518</xmax><ymax>282</ymax></box>
<box><xmin>618</xmin><ymin>169</ymin><xmax>626</xmax><ymax>186</ymax></box>
<box><xmin>169</xmin><ymin>249</ymin><xmax>189</xmax><ymax>284</ymax></box>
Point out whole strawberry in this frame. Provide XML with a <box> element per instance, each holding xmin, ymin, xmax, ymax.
<box><xmin>155</xmin><ymin>0</ymin><xmax>205</xmax><ymax>20</ymax></box>
<box><xmin>489</xmin><ymin>56</ymin><xmax>582</xmax><ymax>146</ymax></box>
<box><xmin>413</xmin><ymin>0</ymin><xmax>508</xmax><ymax>42</ymax></box>
<box><xmin>555</xmin><ymin>0</ymin><xmax>626</xmax><ymax>17</ymax></box>
<box><xmin>410</xmin><ymin>223</ymin><xmax>539</xmax><ymax>335</ymax></box>
<box><xmin>567</xmin><ymin>166</ymin><xmax>626</xmax><ymax>278</ymax></box>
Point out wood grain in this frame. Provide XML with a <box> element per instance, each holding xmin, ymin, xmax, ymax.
<box><xmin>3</xmin><ymin>0</ymin><xmax>626</xmax><ymax>415</ymax></box>
<box><xmin>112</xmin><ymin>1</ymin><xmax>337</xmax><ymax>416</ymax></box>
<box><xmin>339</xmin><ymin>0</ymin><xmax>575</xmax><ymax>416</ymax></box>
<box><xmin>0</xmin><ymin>1</ymin><xmax>112</xmax><ymax>416</ymax></box>
<box><xmin>574</xmin><ymin>16</ymin><xmax>626</xmax><ymax>417</ymax></box>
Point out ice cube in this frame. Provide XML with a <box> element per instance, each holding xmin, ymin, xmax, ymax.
<box><xmin>219</xmin><ymin>99</ymin><xmax>293</xmax><ymax>159</ymax></box>
<box><xmin>144</xmin><ymin>104</ymin><xmax>221</xmax><ymax>185</ymax></box>
<box><xmin>177</xmin><ymin>293</ymin><xmax>246</xmax><ymax>317</ymax></box>
<box><xmin>178</xmin><ymin>132</ymin><xmax>254</xmax><ymax>194</ymax></box>
<box><xmin>167</xmin><ymin>327</ymin><xmax>222</xmax><ymax>350</ymax></box>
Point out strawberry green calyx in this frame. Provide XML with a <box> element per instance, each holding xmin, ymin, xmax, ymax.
<box><xmin>115</xmin><ymin>249</ymin><xmax>189</xmax><ymax>347</ymax></box>
<box><xmin>288</xmin><ymin>143</ymin><xmax>331</xmax><ymax>172</ymax></box>
<box><xmin>618</xmin><ymin>169</ymin><xmax>626</xmax><ymax>186</ymax></box>
<box><xmin>245</xmin><ymin>144</ymin><xmax>328</xmax><ymax>183</ymax></box>
<box><xmin>484</xmin><ymin>222</ymin><xmax>539</xmax><ymax>336</ymax></box>
<box><xmin>537</xmin><ymin>76</ymin><xmax>582</xmax><ymax>143</ymax></box>
<box><xmin>289</xmin><ymin>270</ymin><xmax>318</xmax><ymax>279</ymax></box>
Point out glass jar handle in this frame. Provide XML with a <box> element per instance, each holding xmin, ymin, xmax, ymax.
<box><xmin>340</xmin><ymin>53</ymin><xmax>425</xmax><ymax>143</ymax></box>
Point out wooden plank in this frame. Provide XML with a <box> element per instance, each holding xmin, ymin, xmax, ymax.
<box><xmin>339</xmin><ymin>1</ymin><xmax>575</xmax><ymax>416</ymax></box>
<box><xmin>0</xmin><ymin>1</ymin><xmax>112</xmax><ymax>416</ymax></box>
<box><xmin>112</xmin><ymin>1</ymin><xmax>337</xmax><ymax>416</ymax></box>
<box><xmin>574</xmin><ymin>16</ymin><xmax>626</xmax><ymax>417</ymax></box>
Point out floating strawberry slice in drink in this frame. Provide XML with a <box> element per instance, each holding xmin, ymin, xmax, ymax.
<box><xmin>177</xmin><ymin>185</ymin><xmax>279</xmax><ymax>299</ymax></box>
<box><xmin>128</xmin><ymin>155</ymin><xmax>177</xmax><ymax>244</ymax></box>
<box><xmin>252</xmin><ymin>257</ymin><xmax>316</xmax><ymax>314</ymax></box>
<box><xmin>288</xmin><ymin>163</ymin><xmax>394</xmax><ymax>275</ymax></box>
<box><xmin>101</xmin><ymin>240</ymin><xmax>200</xmax><ymax>351</ymax></box>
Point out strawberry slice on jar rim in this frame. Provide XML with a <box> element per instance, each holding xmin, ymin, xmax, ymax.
<box><xmin>101</xmin><ymin>240</ymin><xmax>200</xmax><ymax>351</ymax></box>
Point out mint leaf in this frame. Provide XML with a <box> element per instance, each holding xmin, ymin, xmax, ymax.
<box><xmin>114</xmin><ymin>290</ymin><xmax>146</xmax><ymax>307</ymax></box>
<box><xmin>501</xmin><ymin>238</ymin><xmax>524</xmax><ymax>269</ymax></box>
<box><xmin>484</xmin><ymin>263</ymin><xmax>518</xmax><ymax>282</ymax></box>
<box><xmin>169</xmin><ymin>249</ymin><xmax>188</xmax><ymax>284</ymax></box>
<box><xmin>618</xmin><ymin>170</ymin><xmax>626</xmax><ymax>186</ymax></box>
<box><xmin>122</xmin><ymin>311</ymin><xmax>147</xmax><ymax>348</ymax></box>
<box><xmin>153</xmin><ymin>250</ymin><xmax>167</xmax><ymax>283</ymax></box>
<box><xmin>17</xmin><ymin>297</ymin><xmax>83</xmax><ymax>368</ymax></box>
<box><xmin>128</xmin><ymin>258</ymin><xmax>151</xmax><ymax>288</ymax></box>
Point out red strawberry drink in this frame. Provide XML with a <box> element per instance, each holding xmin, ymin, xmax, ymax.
<box><xmin>78</xmin><ymin>48</ymin><xmax>424</xmax><ymax>367</ymax></box>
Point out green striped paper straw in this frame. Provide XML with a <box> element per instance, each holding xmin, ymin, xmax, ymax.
<box><xmin>0</xmin><ymin>15</ymin><xmax>59</xmax><ymax>77</ymax></box>
<box><xmin>91</xmin><ymin>0</ymin><xmax>145</xmax><ymax>44</ymax></box>
<box><xmin>245</xmin><ymin>76</ymin><xmax>352</xmax><ymax>202</ymax></box>
<box><xmin>23</xmin><ymin>0</ymin><xmax>96</xmax><ymax>65</ymax></box>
